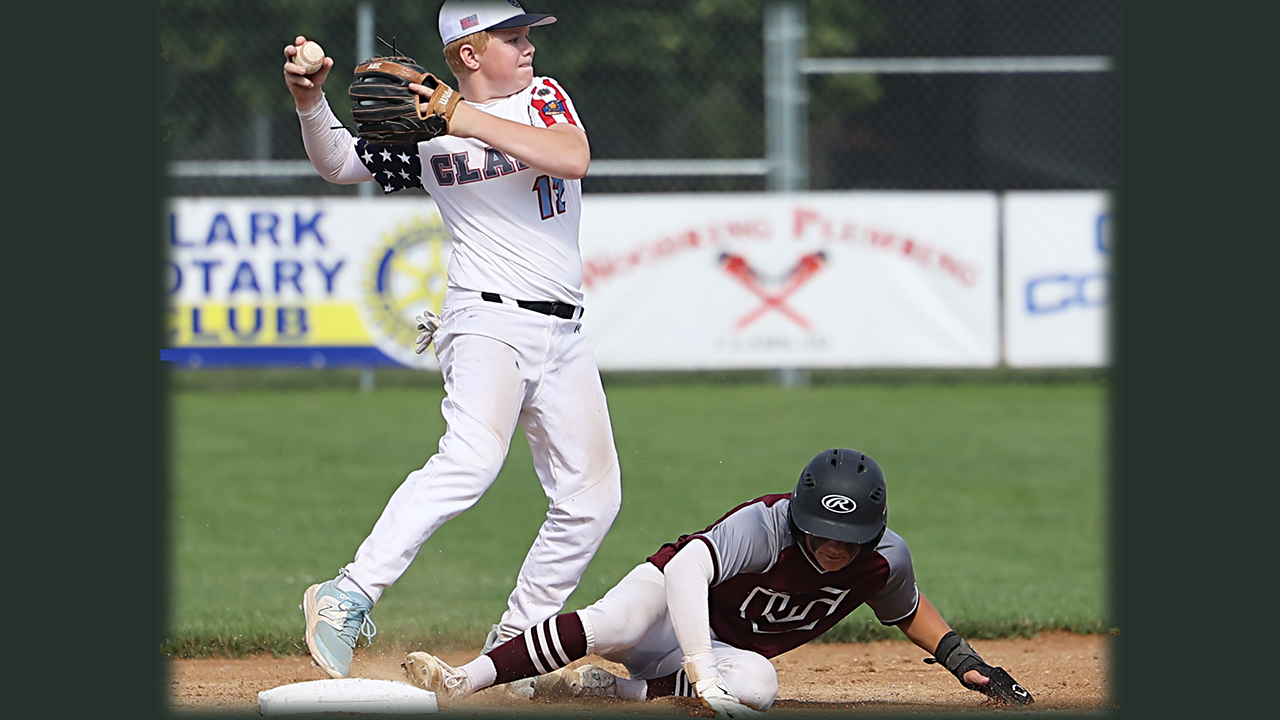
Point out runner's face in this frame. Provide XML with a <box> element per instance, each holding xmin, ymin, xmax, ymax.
<box><xmin>805</xmin><ymin>534</ymin><xmax>860</xmax><ymax>571</ymax></box>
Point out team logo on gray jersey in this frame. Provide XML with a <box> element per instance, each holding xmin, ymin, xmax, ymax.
<box><xmin>739</xmin><ymin>586</ymin><xmax>850</xmax><ymax>634</ymax></box>
<box><xmin>821</xmin><ymin>494</ymin><xmax>857</xmax><ymax>513</ymax></box>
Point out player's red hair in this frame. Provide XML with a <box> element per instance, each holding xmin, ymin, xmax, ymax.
<box><xmin>443</xmin><ymin>30</ymin><xmax>490</xmax><ymax>77</ymax></box>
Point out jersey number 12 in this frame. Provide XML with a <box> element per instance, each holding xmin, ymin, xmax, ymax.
<box><xmin>533</xmin><ymin>175</ymin><xmax>567</xmax><ymax>220</ymax></box>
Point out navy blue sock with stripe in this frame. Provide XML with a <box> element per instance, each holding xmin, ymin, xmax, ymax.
<box><xmin>489</xmin><ymin>612</ymin><xmax>589</xmax><ymax>684</ymax></box>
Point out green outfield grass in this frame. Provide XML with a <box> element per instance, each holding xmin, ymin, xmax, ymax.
<box><xmin>163</xmin><ymin>372</ymin><xmax>1109</xmax><ymax>657</ymax></box>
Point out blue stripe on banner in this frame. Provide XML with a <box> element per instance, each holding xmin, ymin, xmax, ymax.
<box><xmin>159</xmin><ymin>347</ymin><xmax>405</xmax><ymax>368</ymax></box>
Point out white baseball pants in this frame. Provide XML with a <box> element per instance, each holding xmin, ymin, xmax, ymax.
<box><xmin>342</xmin><ymin>291</ymin><xmax>622</xmax><ymax>639</ymax></box>
<box><xmin>580</xmin><ymin>563</ymin><xmax>780</xmax><ymax>711</ymax></box>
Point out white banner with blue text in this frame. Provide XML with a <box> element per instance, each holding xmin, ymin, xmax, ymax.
<box><xmin>1002</xmin><ymin>191</ymin><xmax>1112</xmax><ymax>368</ymax></box>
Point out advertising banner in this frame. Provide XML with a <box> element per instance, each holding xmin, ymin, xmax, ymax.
<box><xmin>1002</xmin><ymin>191</ymin><xmax>1112</xmax><ymax>367</ymax></box>
<box><xmin>165</xmin><ymin>197</ymin><xmax>450</xmax><ymax>369</ymax></box>
<box><xmin>579</xmin><ymin>192</ymin><xmax>1000</xmax><ymax>369</ymax></box>
<box><xmin>164</xmin><ymin>192</ymin><xmax>1000</xmax><ymax>370</ymax></box>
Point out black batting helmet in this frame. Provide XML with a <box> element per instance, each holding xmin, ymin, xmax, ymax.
<box><xmin>789</xmin><ymin>448</ymin><xmax>888</xmax><ymax>547</ymax></box>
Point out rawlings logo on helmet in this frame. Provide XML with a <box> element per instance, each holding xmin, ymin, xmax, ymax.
<box><xmin>821</xmin><ymin>494</ymin><xmax>857</xmax><ymax>514</ymax></box>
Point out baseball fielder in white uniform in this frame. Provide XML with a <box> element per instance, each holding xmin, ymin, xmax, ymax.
<box><xmin>282</xmin><ymin>0</ymin><xmax>622</xmax><ymax>679</ymax></box>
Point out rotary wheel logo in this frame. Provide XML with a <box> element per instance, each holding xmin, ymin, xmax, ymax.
<box><xmin>359</xmin><ymin>215</ymin><xmax>451</xmax><ymax>368</ymax></box>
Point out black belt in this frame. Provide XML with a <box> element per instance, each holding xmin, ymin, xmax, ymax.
<box><xmin>481</xmin><ymin>292</ymin><xmax>583</xmax><ymax>320</ymax></box>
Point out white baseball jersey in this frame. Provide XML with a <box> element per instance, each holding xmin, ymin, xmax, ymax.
<box><xmin>353</xmin><ymin>77</ymin><xmax>586</xmax><ymax>305</ymax></box>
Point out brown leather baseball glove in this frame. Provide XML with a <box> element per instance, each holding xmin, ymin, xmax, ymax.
<box><xmin>348</xmin><ymin>56</ymin><xmax>462</xmax><ymax>144</ymax></box>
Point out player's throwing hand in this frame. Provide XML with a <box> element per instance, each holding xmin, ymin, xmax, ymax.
<box><xmin>282</xmin><ymin>36</ymin><xmax>333</xmax><ymax>111</ymax></box>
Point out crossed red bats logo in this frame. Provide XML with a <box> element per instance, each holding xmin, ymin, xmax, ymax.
<box><xmin>719</xmin><ymin>251</ymin><xmax>828</xmax><ymax>330</ymax></box>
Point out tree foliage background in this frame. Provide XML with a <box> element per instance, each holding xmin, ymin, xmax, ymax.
<box><xmin>160</xmin><ymin>0</ymin><xmax>1118</xmax><ymax>194</ymax></box>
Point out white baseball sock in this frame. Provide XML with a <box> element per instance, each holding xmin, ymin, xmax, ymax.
<box><xmin>461</xmin><ymin>655</ymin><xmax>498</xmax><ymax>691</ymax></box>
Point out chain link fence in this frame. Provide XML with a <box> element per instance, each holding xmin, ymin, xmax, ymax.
<box><xmin>160</xmin><ymin>0</ymin><xmax>1118</xmax><ymax>196</ymax></box>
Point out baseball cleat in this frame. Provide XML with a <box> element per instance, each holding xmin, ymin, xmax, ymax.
<box><xmin>532</xmin><ymin>664</ymin><xmax>620</xmax><ymax>701</ymax></box>
<box><xmin>403</xmin><ymin>651</ymin><xmax>473</xmax><ymax>703</ymax></box>
<box><xmin>301</xmin><ymin>580</ymin><xmax>376</xmax><ymax>678</ymax></box>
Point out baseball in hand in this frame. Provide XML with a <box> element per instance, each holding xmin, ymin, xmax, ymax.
<box><xmin>296</xmin><ymin>41</ymin><xmax>325</xmax><ymax>74</ymax></box>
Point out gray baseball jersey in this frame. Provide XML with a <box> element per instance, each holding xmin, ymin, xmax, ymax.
<box><xmin>648</xmin><ymin>493</ymin><xmax>920</xmax><ymax>658</ymax></box>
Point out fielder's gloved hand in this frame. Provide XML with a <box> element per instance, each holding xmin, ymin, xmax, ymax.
<box><xmin>349</xmin><ymin>55</ymin><xmax>462</xmax><ymax>143</ymax></box>
<box><xmin>414</xmin><ymin>309</ymin><xmax>442</xmax><ymax>354</ymax></box>
<box><xmin>926</xmin><ymin>631</ymin><xmax>1034</xmax><ymax>705</ymax></box>
<box><xmin>683</xmin><ymin>653</ymin><xmax>762</xmax><ymax>718</ymax></box>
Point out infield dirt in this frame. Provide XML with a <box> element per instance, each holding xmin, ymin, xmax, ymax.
<box><xmin>168</xmin><ymin>630</ymin><xmax>1111</xmax><ymax>715</ymax></box>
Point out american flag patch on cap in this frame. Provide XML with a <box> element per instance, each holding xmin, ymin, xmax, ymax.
<box><xmin>460</xmin><ymin>14</ymin><xmax>479</xmax><ymax>31</ymax></box>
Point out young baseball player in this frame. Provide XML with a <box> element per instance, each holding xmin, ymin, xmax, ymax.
<box><xmin>402</xmin><ymin>449</ymin><xmax>1035</xmax><ymax>716</ymax></box>
<box><xmin>281</xmin><ymin>1</ymin><xmax>623</xmax><ymax>679</ymax></box>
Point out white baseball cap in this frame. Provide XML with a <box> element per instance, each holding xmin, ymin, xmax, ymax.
<box><xmin>438</xmin><ymin>1</ymin><xmax>557</xmax><ymax>46</ymax></box>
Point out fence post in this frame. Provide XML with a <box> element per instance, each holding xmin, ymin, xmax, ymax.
<box><xmin>764</xmin><ymin>0</ymin><xmax>808</xmax><ymax>192</ymax></box>
<box><xmin>765</xmin><ymin>1</ymin><xmax>811</xmax><ymax>387</ymax></box>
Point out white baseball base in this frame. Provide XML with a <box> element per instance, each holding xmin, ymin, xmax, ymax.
<box><xmin>257</xmin><ymin>678</ymin><xmax>438</xmax><ymax>715</ymax></box>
